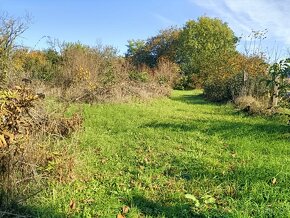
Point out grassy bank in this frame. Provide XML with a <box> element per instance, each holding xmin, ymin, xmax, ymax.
<box><xmin>24</xmin><ymin>90</ymin><xmax>290</xmax><ymax>217</ymax></box>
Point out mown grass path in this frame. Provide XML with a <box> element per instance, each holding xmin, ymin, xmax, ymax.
<box><xmin>35</xmin><ymin>90</ymin><xmax>290</xmax><ymax>217</ymax></box>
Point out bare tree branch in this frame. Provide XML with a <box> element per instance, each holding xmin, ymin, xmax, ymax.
<box><xmin>0</xmin><ymin>12</ymin><xmax>31</xmax><ymax>83</ymax></box>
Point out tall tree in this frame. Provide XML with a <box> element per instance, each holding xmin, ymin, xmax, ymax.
<box><xmin>146</xmin><ymin>27</ymin><xmax>180</xmax><ymax>65</ymax></box>
<box><xmin>125</xmin><ymin>39</ymin><xmax>153</xmax><ymax>67</ymax></box>
<box><xmin>126</xmin><ymin>27</ymin><xmax>180</xmax><ymax>68</ymax></box>
<box><xmin>178</xmin><ymin>16</ymin><xmax>238</xmax><ymax>85</ymax></box>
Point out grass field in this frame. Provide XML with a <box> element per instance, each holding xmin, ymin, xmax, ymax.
<box><xmin>25</xmin><ymin>90</ymin><xmax>290</xmax><ymax>217</ymax></box>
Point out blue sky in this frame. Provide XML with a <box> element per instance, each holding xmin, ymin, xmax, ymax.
<box><xmin>1</xmin><ymin>0</ymin><xmax>289</xmax><ymax>58</ymax></box>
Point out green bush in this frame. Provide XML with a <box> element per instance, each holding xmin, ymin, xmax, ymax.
<box><xmin>204</xmin><ymin>73</ymin><xmax>268</xmax><ymax>103</ymax></box>
<box><xmin>129</xmin><ymin>71</ymin><xmax>149</xmax><ymax>82</ymax></box>
<box><xmin>203</xmin><ymin>78</ymin><xmax>232</xmax><ymax>102</ymax></box>
<box><xmin>174</xmin><ymin>74</ymin><xmax>194</xmax><ymax>90</ymax></box>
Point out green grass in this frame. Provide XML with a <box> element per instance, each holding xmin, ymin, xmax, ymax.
<box><xmin>26</xmin><ymin>90</ymin><xmax>290</xmax><ymax>217</ymax></box>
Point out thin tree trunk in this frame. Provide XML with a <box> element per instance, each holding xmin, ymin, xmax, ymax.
<box><xmin>241</xmin><ymin>70</ymin><xmax>248</xmax><ymax>96</ymax></box>
<box><xmin>271</xmin><ymin>75</ymin><xmax>280</xmax><ymax>107</ymax></box>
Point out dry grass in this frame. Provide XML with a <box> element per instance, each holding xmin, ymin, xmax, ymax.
<box><xmin>234</xmin><ymin>95</ymin><xmax>268</xmax><ymax>114</ymax></box>
<box><xmin>53</xmin><ymin>58</ymin><xmax>177</xmax><ymax>104</ymax></box>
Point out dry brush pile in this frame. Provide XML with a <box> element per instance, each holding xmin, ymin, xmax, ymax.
<box><xmin>0</xmin><ymin>84</ymin><xmax>82</xmax><ymax>211</ymax></box>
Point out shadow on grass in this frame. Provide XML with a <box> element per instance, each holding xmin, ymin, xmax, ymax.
<box><xmin>0</xmin><ymin>200</ymin><xmax>66</xmax><ymax>218</ymax></box>
<box><xmin>142</xmin><ymin>118</ymin><xmax>289</xmax><ymax>141</ymax></box>
<box><xmin>163</xmin><ymin>156</ymin><xmax>209</xmax><ymax>181</ymax></box>
<box><xmin>143</xmin><ymin>121</ymin><xmax>196</xmax><ymax>132</ymax></box>
<box><xmin>150</xmin><ymin>157</ymin><xmax>288</xmax><ymax>217</ymax></box>
<box><xmin>165</xmin><ymin>154</ymin><xmax>287</xmax><ymax>184</ymax></box>
<box><xmin>169</xmin><ymin>94</ymin><xmax>212</xmax><ymax>106</ymax></box>
<box><xmin>130</xmin><ymin>195</ymin><xmax>204</xmax><ymax>218</ymax></box>
<box><xmin>204</xmin><ymin>119</ymin><xmax>290</xmax><ymax>140</ymax></box>
<box><xmin>129</xmin><ymin>194</ymin><xmax>235</xmax><ymax>218</ymax></box>
<box><xmin>142</xmin><ymin>121</ymin><xmax>290</xmax><ymax>189</ymax></box>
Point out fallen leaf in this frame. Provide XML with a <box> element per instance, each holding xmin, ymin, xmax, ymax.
<box><xmin>101</xmin><ymin>158</ymin><xmax>107</xmax><ymax>164</ymax></box>
<box><xmin>122</xmin><ymin>205</ymin><xmax>130</xmax><ymax>214</ymax></box>
<box><xmin>69</xmin><ymin>200</ymin><xmax>76</xmax><ymax>210</ymax></box>
<box><xmin>231</xmin><ymin>153</ymin><xmax>237</xmax><ymax>158</ymax></box>
<box><xmin>271</xmin><ymin>177</ymin><xmax>277</xmax><ymax>185</ymax></box>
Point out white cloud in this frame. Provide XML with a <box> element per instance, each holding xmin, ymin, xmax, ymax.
<box><xmin>153</xmin><ymin>13</ymin><xmax>177</xmax><ymax>26</ymax></box>
<box><xmin>190</xmin><ymin>0</ymin><xmax>290</xmax><ymax>46</ymax></box>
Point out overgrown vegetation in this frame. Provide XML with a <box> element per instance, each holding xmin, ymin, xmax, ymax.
<box><xmin>0</xmin><ymin>10</ymin><xmax>289</xmax><ymax>217</ymax></box>
<box><xmin>8</xmin><ymin>42</ymin><xmax>178</xmax><ymax>104</ymax></box>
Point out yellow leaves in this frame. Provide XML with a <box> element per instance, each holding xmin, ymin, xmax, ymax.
<box><xmin>2</xmin><ymin>130</ymin><xmax>14</xmax><ymax>141</ymax></box>
<box><xmin>227</xmin><ymin>53</ymin><xmax>268</xmax><ymax>77</ymax></box>
<box><xmin>0</xmin><ymin>134</ymin><xmax>7</xmax><ymax>148</ymax></box>
<box><xmin>0</xmin><ymin>86</ymin><xmax>43</xmax><ymax>149</ymax></box>
<box><xmin>231</xmin><ymin>152</ymin><xmax>237</xmax><ymax>158</ymax></box>
<box><xmin>0</xmin><ymin>126</ymin><xmax>15</xmax><ymax>149</ymax></box>
<box><xmin>27</xmin><ymin>51</ymin><xmax>47</xmax><ymax>66</ymax></box>
<box><xmin>75</xmin><ymin>65</ymin><xmax>91</xmax><ymax>82</ymax></box>
<box><xmin>73</xmin><ymin>64</ymin><xmax>98</xmax><ymax>92</ymax></box>
<box><xmin>0</xmin><ymin>89</ymin><xmax>18</xmax><ymax>101</ymax></box>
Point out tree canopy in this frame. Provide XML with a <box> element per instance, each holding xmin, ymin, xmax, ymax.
<box><xmin>126</xmin><ymin>27</ymin><xmax>180</xmax><ymax>68</ymax></box>
<box><xmin>177</xmin><ymin>16</ymin><xmax>238</xmax><ymax>85</ymax></box>
<box><xmin>126</xmin><ymin>16</ymin><xmax>239</xmax><ymax>88</ymax></box>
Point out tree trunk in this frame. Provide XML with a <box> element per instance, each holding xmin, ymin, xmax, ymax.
<box><xmin>241</xmin><ymin>70</ymin><xmax>248</xmax><ymax>96</ymax></box>
<box><xmin>272</xmin><ymin>84</ymin><xmax>279</xmax><ymax>107</ymax></box>
<box><xmin>270</xmin><ymin>75</ymin><xmax>280</xmax><ymax>107</ymax></box>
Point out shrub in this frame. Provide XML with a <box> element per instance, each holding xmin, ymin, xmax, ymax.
<box><xmin>203</xmin><ymin>53</ymin><xmax>268</xmax><ymax>102</ymax></box>
<box><xmin>203</xmin><ymin>78</ymin><xmax>232</xmax><ymax>102</ymax></box>
<box><xmin>50</xmin><ymin>43</ymin><xmax>177</xmax><ymax>104</ymax></box>
<box><xmin>234</xmin><ymin>95</ymin><xmax>266</xmax><ymax>114</ymax></box>
<box><xmin>154</xmin><ymin>58</ymin><xmax>180</xmax><ymax>87</ymax></box>
<box><xmin>9</xmin><ymin>41</ymin><xmax>178</xmax><ymax>104</ymax></box>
